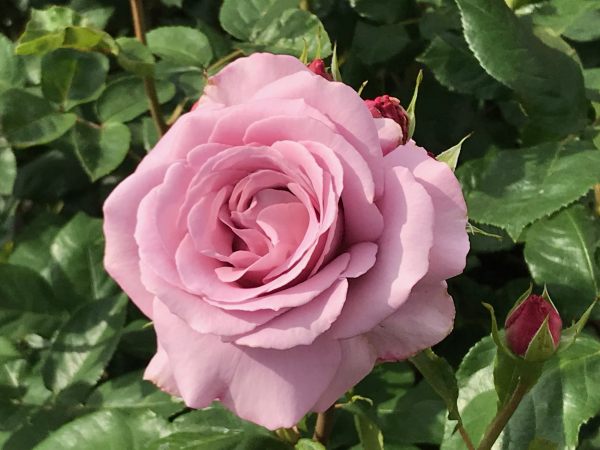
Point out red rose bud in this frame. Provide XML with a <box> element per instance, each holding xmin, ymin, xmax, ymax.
<box><xmin>505</xmin><ymin>294</ymin><xmax>562</xmax><ymax>358</ymax></box>
<box><xmin>365</xmin><ymin>95</ymin><xmax>410</xmax><ymax>145</ymax></box>
<box><xmin>307</xmin><ymin>59</ymin><xmax>333</xmax><ymax>81</ymax></box>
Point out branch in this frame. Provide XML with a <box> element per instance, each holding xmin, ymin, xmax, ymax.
<box><xmin>129</xmin><ymin>0</ymin><xmax>168</xmax><ymax>137</ymax></box>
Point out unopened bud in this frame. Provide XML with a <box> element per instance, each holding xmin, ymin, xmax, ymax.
<box><xmin>505</xmin><ymin>294</ymin><xmax>562</xmax><ymax>359</ymax></box>
<box><xmin>307</xmin><ymin>59</ymin><xmax>333</xmax><ymax>81</ymax></box>
<box><xmin>364</xmin><ymin>95</ymin><xmax>409</xmax><ymax>145</ymax></box>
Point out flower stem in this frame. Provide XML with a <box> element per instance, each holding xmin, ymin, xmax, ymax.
<box><xmin>477</xmin><ymin>379</ymin><xmax>530</xmax><ymax>450</ymax></box>
<box><xmin>207</xmin><ymin>49</ymin><xmax>244</xmax><ymax>74</ymax></box>
<box><xmin>129</xmin><ymin>0</ymin><xmax>168</xmax><ymax>137</ymax></box>
<box><xmin>458</xmin><ymin>421</ymin><xmax>476</xmax><ymax>450</ymax></box>
<box><xmin>313</xmin><ymin>407</ymin><xmax>335</xmax><ymax>445</ymax></box>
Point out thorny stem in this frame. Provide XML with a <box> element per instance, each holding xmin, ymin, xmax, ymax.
<box><xmin>477</xmin><ymin>379</ymin><xmax>530</xmax><ymax>450</ymax></box>
<box><xmin>129</xmin><ymin>0</ymin><xmax>168</xmax><ymax>137</ymax></box>
<box><xmin>313</xmin><ymin>407</ymin><xmax>335</xmax><ymax>445</ymax></box>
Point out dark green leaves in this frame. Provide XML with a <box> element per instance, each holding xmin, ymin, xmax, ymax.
<box><xmin>69</xmin><ymin>121</ymin><xmax>131</xmax><ymax>181</ymax></box>
<box><xmin>0</xmin><ymin>144</ymin><xmax>16</xmax><ymax>195</ymax></box>
<box><xmin>49</xmin><ymin>213</ymin><xmax>116</xmax><ymax>302</ymax></box>
<box><xmin>147</xmin><ymin>27</ymin><xmax>213</xmax><ymax>67</ymax></box>
<box><xmin>418</xmin><ymin>35</ymin><xmax>504</xmax><ymax>100</ymax></box>
<box><xmin>455</xmin><ymin>0</ymin><xmax>588</xmax><ymax>139</ymax></box>
<box><xmin>96</xmin><ymin>77</ymin><xmax>175</xmax><ymax>123</ymax></box>
<box><xmin>16</xmin><ymin>6</ymin><xmax>115</xmax><ymax>55</ymax></box>
<box><xmin>219</xmin><ymin>0</ymin><xmax>331</xmax><ymax>59</ymax></box>
<box><xmin>0</xmin><ymin>264</ymin><xmax>65</xmax><ymax>339</ymax></box>
<box><xmin>115</xmin><ymin>37</ymin><xmax>155</xmax><ymax>77</ymax></box>
<box><xmin>442</xmin><ymin>336</ymin><xmax>600</xmax><ymax>449</ymax></box>
<box><xmin>524</xmin><ymin>204</ymin><xmax>600</xmax><ymax>317</ymax></box>
<box><xmin>352</xmin><ymin>23</ymin><xmax>409</xmax><ymax>65</ymax></box>
<box><xmin>459</xmin><ymin>142</ymin><xmax>600</xmax><ymax>239</ymax></box>
<box><xmin>0</xmin><ymin>89</ymin><xmax>76</xmax><ymax>148</ymax></box>
<box><xmin>42</xmin><ymin>295</ymin><xmax>127</xmax><ymax>394</ymax></box>
<box><xmin>41</xmin><ymin>49</ymin><xmax>109</xmax><ymax>110</ymax></box>
<box><xmin>0</xmin><ymin>35</ymin><xmax>25</xmax><ymax>94</ymax></box>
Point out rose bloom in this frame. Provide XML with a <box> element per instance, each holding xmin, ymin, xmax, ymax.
<box><xmin>103</xmin><ymin>53</ymin><xmax>469</xmax><ymax>429</ymax></box>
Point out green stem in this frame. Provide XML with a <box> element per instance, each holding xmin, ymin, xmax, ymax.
<box><xmin>129</xmin><ymin>0</ymin><xmax>168</xmax><ymax>137</ymax></box>
<box><xmin>458</xmin><ymin>421</ymin><xmax>476</xmax><ymax>450</ymax></box>
<box><xmin>313</xmin><ymin>407</ymin><xmax>335</xmax><ymax>445</ymax></box>
<box><xmin>477</xmin><ymin>379</ymin><xmax>530</xmax><ymax>450</ymax></box>
<box><xmin>207</xmin><ymin>49</ymin><xmax>244</xmax><ymax>74</ymax></box>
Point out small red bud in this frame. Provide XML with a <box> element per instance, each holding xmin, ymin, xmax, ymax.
<box><xmin>505</xmin><ymin>294</ymin><xmax>562</xmax><ymax>357</ymax></box>
<box><xmin>364</xmin><ymin>95</ymin><xmax>410</xmax><ymax>145</ymax></box>
<box><xmin>307</xmin><ymin>59</ymin><xmax>333</xmax><ymax>81</ymax></box>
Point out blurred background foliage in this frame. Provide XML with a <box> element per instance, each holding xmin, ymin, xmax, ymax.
<box><xmin>0</xmin><ymin>0</ymin><xmax>600</xmax><ymax>449</ymax></box>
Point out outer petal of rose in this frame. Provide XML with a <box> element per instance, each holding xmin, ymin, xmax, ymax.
<box><xmin>374</xmin><ymin>117</ymin><xmax>402</xmax><ymax>156</ymax></box>
<box><xmin>331</xmin><ymin>166</ymin><xmax>435</xmax><ymax>339</ymax></box>
<box><xmin>199</xmin><ymin>53</ymin><xmax>310</xmax><ymax>107</ymax></box>
<box><xmin>152</xmin><ymin>298</ymin><xmax>341</xmax><ymax>429</ymax></box>
<box><xmin>103</xmin><ymin>165</ymin><xmax>166</xmax><ymax>317</ymax></box>
<box><xmin>233</xmin><ymin>280</ymin><xmax>348</xmax><ymax>349</ymax></box>
<box><xmin>312</xmin><ymin>335</ymin><xmax>377</xmax><ymax>411</ymax></box>
<box><xmin>144</xmin><ymin>343</ymin><xmax>180</xmax><ymax>397</ymax></box>
<box><xmin>386</xmin><ymin>143</ymin><xmax>469</xmax><ymax>281</ymax></box>
<box><xmin>366</xmin><ymin>282</ymin><xmax>455</xmax><ymax>360</ymax></box>
<box><xmin>252</xmin><ymin>71</ymin><xmax>384</xmax><ymax>196</ymax></box>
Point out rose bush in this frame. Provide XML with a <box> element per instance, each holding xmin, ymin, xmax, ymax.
<box><xmin>103</xmin><ymin>52</ymin><xmax>469</xmax><ymax>429</ymax></box>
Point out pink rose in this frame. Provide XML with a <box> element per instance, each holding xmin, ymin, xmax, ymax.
<box><xmin>103</xmin><ymin>53</ymin><xmax>469</xmax><ymax>429</ymax></box>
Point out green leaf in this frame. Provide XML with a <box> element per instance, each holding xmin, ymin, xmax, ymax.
<box><xmin>524</xmin><ymin>203</ymin><xmax>600</xmax><ymax>317</ymax></box>
<box><xmin>33</xmin><ymin>410</ymin><xmax>171</xmax><ymax>450</ymax></box>
<box><xmin>418</xmin><ymin>35</ymin><xmax>504</xmax><ymax>100</ymax></box>
<box><xmin>16</xmin><ymin>7</ymin><xmax>116</xmax><ymax>56</ymax></box>
<box><xmin>115</xmin><ymin>37</ymin><xmax>155</xmax><ymax>77</ymax></box>
<box><xmin>41</xmin><ymin>49</ymin><xmax>108</xmax><ymax>110</ymax></box>
<box><xmin>147</xmin><ymin>26</ymin><xmax>213</xmax><ymax>68</ymax></box>
<box><xmin>352</xmin><ymin>22</ymin><xmax>409</xmax><ymax>65</ymax></box>
<box><xmin>0</xmin><ymin>337</ymin><xmax>21</xmax><ymax>365</ymax></box>
<box><xmin>69</xmin><ymin>121</ymin><xmax>130</xmax><ymax>181</ymax></box>
<box><xmin>339</xmin><ymin>397</ymin><xmax>384</xmax><ymax>450</ymax></box>
<box><xmin>295</xmin><ymin>439</ymin><xmax>325</xmax><ymax>450</ymax></box>
<box><xmin>436</xmin><ymin>134</ymin><xmax>470</xmax><ymax>171</ymax></box>
<box><xmin>442</xmin><ymin>336</ymin><xmax>600</xmax><ymax>450</ymax></box>
<box><xmin>49</xmin><ymin>213</ymin><xmax>117</xmax><ymax>302</ymax></box>
<box><xmin>0</xmin><ymin>145</ymin><xmax>16</xmax><ymax>195</ymax></box>
<box><xmin>0</xmin><ymin>264</ymin><xmax>66</xmax><ymax>340</ymax></box>
<box><xmin>347</xmin><ymin>0</ymin><xmax>407</xmax><ymax>24</ymax></box>
<box><xmin>409</xmin><ymin>349</ymin><xmax>460</xmax><ymax>421</ymax></box>
<box><xmin>0</xmin><ymin>35</ymin><xmax>25</xmax><ymax>94</ymax></box>
<box><xmin>96</xmin><ymin>76</ymin><xmax>175</xmax><ymax>123</ymax></box>
<box><xmin>459</xmin><ymin>142</ymin><xmax>600</xmax><ymax>240</ymax></box>
<box><xmin>455</xmin><ymin>0</ymin><xmax>588</xmax><ymax>140</ymax></box>
<box><xmin>532</xmin><ymin>0</ymin><xmax>600</xmax><ymax>42</ymax></box>
<box><xmin>86</xmin><ymin>371</ymin><xmax>183</xmax><ymax>416</ymax></box>
<box><xmin>0</xmin><ymin>89</ymin><xmax>77</xmax><ymax>149</ymax></box>
<box><xmin>249</xmin><ymin>9</ymin><xmax>332</xmax><ymax>60</ymax></box>
<box><xmin>42</xmin><ymin>295</ymin><xmax>127</xmax><ymax>394</ymax></box>
<box><xmin>219</xmin><ymin>0</ymin><xmax>331</xmax><ymax>59</ymax></box>
<box><xmin>219</xmin><ymin>0</ymin><xmax>298</xmax><ymax>41</ymax></box>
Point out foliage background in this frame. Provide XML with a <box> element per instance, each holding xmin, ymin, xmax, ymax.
<box><xmin>1</xmin><ymin>0</ymin><xmax>600</xmax><ymax>448</ymax></box>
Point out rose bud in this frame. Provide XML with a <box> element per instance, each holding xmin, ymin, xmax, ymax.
<box><xmin>505</xmin><ymin>294</ymin><xmax>562</xmax><ymax>359</ymax></box>
<box><xmin>307</xmin><ymin>58</ymin><xmax>333</xmax><ymax>81</ymax></box>
<box><xmin>364</xmin><ymin>95</ymin><xmax>409</xmax><ymax>145</ymax></box>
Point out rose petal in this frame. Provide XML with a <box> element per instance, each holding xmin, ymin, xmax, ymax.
<box><xmin>144</xmin><ymin>343</ymin><xmax>180</xmax><ymax>397</ymax></box>
<box><xmin>331</xmin><ymin>166</ymin><xmax>435</xmax><ymax>338</ymax></box>
<box><xmin>234</xmin><ymin>279</ymin><xmax>348</xmax><ymax>349</ymax></box>
<box><xmin>367</xmin><ymin>282</ymin><xmax>455</xmax><ymax>360</ymax></box>
<box><xmin>152</xmin><ymin>298</ymin><xmax>341</xmax><ymax>429</ymax></box>
<box><xmin>386</xmin><ymin>143</ymin><xmax>469</xmax><ymax>281</ymax></box>
<box><xmin>374</xmin><ymin>117</ymin><xmax>402</xmax><ymax>155</ymax></box>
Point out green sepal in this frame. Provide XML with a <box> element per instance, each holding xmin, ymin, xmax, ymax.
<box><xmin>466</xmin><ymin>222</ymin><xmax>503</xmax><ymax>239</ymax></box>
<box><xmin>482</xmin><ymin>302</ymin><xmax>516</xmax><ymax>359</ymax></box>
<box><xmin>523</xmin><ymin>316</ymin><xmax>557</xmax><ymax>362</ymax></box>
<box><xmin>406</xmin><ymin>70</ymin><xmax>423</xmax><ymax>141</ymax></box>
<box><xmin>436</xmin><ymin>133</ymin><xmax>471</xmax><ymax>172</ymax></box>
<box><xmin>504</xmin><ymin>284</ymin><xmax>534</xmax><ymax>324</ymax></box>
<box><xmin>558</xmin><ymin>297</ymin><xmax>598</xmax><ymax>354</ymax></box>
<box><xmin>330</xmin><ymin>42</ymin><xmax>342</xmax><ymax>82</ymax></box>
